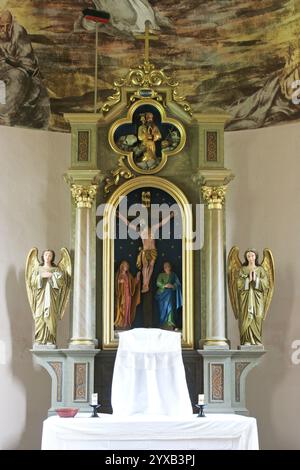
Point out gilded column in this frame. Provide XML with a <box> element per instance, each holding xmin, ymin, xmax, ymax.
<box><xmin>66</xmin><ymin>177</ymin><xmax>100</xmax><ymax>348</ymax></box>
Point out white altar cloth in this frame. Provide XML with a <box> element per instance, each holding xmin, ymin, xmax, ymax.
<box><xmin>112</xmin><ymin>329</ymin><xmax>193</xmax><ymax>417</ymax></box>
<box><xmin>41</xmin><ymin>413</ymin><xmax>259</xmax><ymax>450</ymax></box>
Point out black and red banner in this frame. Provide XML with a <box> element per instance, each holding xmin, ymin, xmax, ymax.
<box><xmin>82</xmin><ymin>8</ymin><xmax>110</xmax><ymax>24</ymax></box>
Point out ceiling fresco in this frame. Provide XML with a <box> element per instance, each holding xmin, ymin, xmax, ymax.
<box><xmin>0</xmin><ymin>0</ymin><xmax>299</xmax><ymax>131</ymax></box>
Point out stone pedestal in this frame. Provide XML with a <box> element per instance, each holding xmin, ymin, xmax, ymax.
<box><xmin>198</xmin><ymin>349</ymin><xmax>265</xmax><ymax>415</ymax></box>
<box><xmin>32</xmin><ymin>349</ymin><xmax>99</xmax><ymax>414</ymax></box>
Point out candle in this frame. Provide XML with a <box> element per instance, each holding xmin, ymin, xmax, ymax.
<box><xmin>198</xmin><ymin>394</ymin><xmax>205</xmax><ymax>405</ymax></box>
<box><xmin>91</xmin><ymin>393</ymin><xmax>98</xmax><ymax>405</ymax></box>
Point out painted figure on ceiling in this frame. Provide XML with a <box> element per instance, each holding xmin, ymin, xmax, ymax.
<box><xmin>0</xmin><ymin>10</ymin><xmax>50</xmax><ymax>128</ymax></box>
<box><xmin>76</xmin><ymin>0</ymin><xmax>171</xmax><ymax>34</ymax></box>
<box><xmin>226</xmin><ymin>46</ymin><xmax>300</xmax><ymax>131</ymax></box>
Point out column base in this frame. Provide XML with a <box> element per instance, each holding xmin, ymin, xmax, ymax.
<box><xmin>201</xmin><ymin>338</ymin><xmax>230</xmax><ymax>350</ymax></box>
<box><xmin>69</xmin><ymin>338</ymin><xmax>96</xmax><ymax>349</ymax></box>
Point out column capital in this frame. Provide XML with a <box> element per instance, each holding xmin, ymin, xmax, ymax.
<box><xmin>201</xmin><ymin>185</ymin><xmax>227</xmax><ymax>209</ymax></box>
<box><xmin>193</xmin><ymin>169</ymin><xmax>234</xmax><ymax>209</ymax></box>
<box><xmin>70</xmin><ymin>184</ymin><xmax>98</xmax><ymax>208</ymax></box>
<box><xmin>64</xmin><ymin>170</ymin><xmax>103</xmax><ymax>208</ymax></box>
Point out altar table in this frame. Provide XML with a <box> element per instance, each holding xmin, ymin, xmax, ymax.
<box><xmin>41</xmin><ymin>413</ymin><xmax>259</xmax><ymax>450</ymax></box>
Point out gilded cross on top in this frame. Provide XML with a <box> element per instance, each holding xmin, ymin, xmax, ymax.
<box><xmin>134</xmin><ymin>20</ymin><xmax>159</xmax><ymax>63</ymax></box>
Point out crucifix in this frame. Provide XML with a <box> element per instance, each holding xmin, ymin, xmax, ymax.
<box><xmin>134</xmin><ymin>20</ymin><xmax>159</xmax><ymax>63</ymax></box>
<box><xmin>118</xmin><ymin>190</ymin><xmax>174</xmax><ymax>294</ymax></box>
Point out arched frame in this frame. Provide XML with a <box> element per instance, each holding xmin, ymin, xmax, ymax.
<box><xmin>102</xmin><ymin>176</ymin><xmax>194</xmax><ymax>349</ymax></box>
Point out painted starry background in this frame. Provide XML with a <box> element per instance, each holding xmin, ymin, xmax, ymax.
<box><xmin>115</xmin><ymin>187</ymin><xmax>182</xmax><ymax>328</ymax></box>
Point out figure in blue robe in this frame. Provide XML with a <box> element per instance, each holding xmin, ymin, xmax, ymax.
<box><xmin>155</xmin><ymin>261</ymin><xmax>182</xmax><ymax>329</ymax></box>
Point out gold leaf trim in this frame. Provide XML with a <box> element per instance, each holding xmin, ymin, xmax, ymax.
<box><xmin>101</xmin><ymin>60</ymin><xmax>192</xmax><ymax>116</ymax></box>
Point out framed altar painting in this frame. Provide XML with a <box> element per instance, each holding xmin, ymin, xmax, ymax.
<box><xmin>102</xmin><ymin>176</ymin><xmax>194</xmax><ymax>349</ymax></box>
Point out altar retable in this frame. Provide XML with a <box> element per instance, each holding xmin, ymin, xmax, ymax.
<box><xmin>32</xmin><ymin>21</ymin><xmax>266</xmax><ymax>443</ymax></box>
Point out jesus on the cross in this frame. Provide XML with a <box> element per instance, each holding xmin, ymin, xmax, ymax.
<box><xmin>117</xmin><ymin>210</ymin><xmax>174</xmax><ymax>293</ymax></box>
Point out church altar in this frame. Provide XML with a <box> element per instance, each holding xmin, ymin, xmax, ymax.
<box><xmin>31</xmin><ymin>20</ymin><xmax>267</xmax><ymax>430</ymax></box>
<box><xmin>41</xmin><ymin>413</ymin><xmax>259</xmax><ymax>450</ymax></box>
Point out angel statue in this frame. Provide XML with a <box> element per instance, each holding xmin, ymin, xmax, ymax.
<box><xmin>25</xmin><ymin>248</ymin><xmax>72</xmax><ymax>347</ymax></box>
<box><xmin>227</xmin><ymin>247</ymin><xmax>275</xmax><ymax>346</ymax></box>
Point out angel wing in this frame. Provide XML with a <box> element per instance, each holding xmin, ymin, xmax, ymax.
<box><xmin>227</xmin><ymin>246</ymin><xmax>242</xmax><ymax>319</ymax></box>
<box><xmin>25</xmin><ymin>247</ymin><xmax>40</xmax><ymax>317</ymax></box>
<box><xmin>57</xmin><ymin>248</ymin><xmax>72</xmax><ymax>319</ymax></box>
<box><xmin>261</xmin><ymin>248</ymin><xmax>275</xmax><ymax>319</ymax></box>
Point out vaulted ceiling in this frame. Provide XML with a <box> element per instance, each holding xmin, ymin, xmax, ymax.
<box><xmin>1</xmin><ymin>0</ymin><xmax>300</xmax><ymax>131</ymax></box>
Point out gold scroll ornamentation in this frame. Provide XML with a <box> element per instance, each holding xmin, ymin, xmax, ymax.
<box><xmin>104</xmin><ymin>156</ymin><xmax>135</xmax><ymax>196</ymax></box>
<box><xmin>102</xmin><ymin>61</ymin><xmax>192</xmax><ymax>116</ymax></box>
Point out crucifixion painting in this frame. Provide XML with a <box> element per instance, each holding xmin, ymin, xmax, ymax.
<box><xmin>114</xmin><ymin>187</ymin><xmax>183</xmax><ymax>332</ymax></box>
<box><xmin>117</xmin><ymin>205</ymin><xmax>173</xmax><ymax>294</ymax></box>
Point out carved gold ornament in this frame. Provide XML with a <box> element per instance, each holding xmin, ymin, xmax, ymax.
<box><xmin>70</xmin><ymin>184</ymin><xmax>98</xmax><ymax>208</ymax></box>
<box><xmin>104</xmin><ymin>156</ymin><xmax>135</xmax><ymax>195</ymax></box>
<box><xmin>102</xmin><ymin>60</ymin><xmax>192</xmax><ymax>116</ymax></box>
<box><xmin>201</xmin><ymin>185</ymin><xmax>227</xmax><ymax>209</ymax></box>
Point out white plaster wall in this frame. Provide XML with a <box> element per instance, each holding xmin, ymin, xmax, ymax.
<box><xmin>0</xmin><ymin>126</ymin><xmax>71</xmax><ymax>449</ymax></box>
<box><xmin>225</xmin><ymin>121</ymin><xmax>300</xmax><ymax>450</ymax></box>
